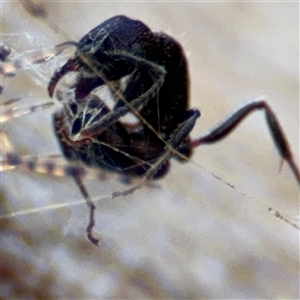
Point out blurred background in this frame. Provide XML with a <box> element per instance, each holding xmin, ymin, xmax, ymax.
<box><xmin>1</xmin><ymin>1</ymin><xmax>299</xmax><ymax>299</ymax></box>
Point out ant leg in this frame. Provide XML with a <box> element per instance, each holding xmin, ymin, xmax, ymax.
<box><xmin>0</xmin><ymin>94</ymin><xmax>100</xmax><ymax>245</ymax></box>
<box><xmin>111</xmin><ymin>109</ymin><xmax>201</xmax><ymax>198</ymax></box>
<box><xmin>1</xmin><ymin>149</ymin><xmax>101</xmax><ymax>245</ymax></box>
<box><xmin>190</xmin><ymin>100</ymin><xmax>300</xmax><ymax>184</ymax></box>
<box><xmin>144</xmin><ymin>108</ymin><xmax>201</xmax><ymax>180</ymax></box>
<box><xmin>1</xmin><ymin>129</ymin><xmax>101</xmax><ymax>246</ymax></box>
<box><xmin>72</xmin><ymin>175</ymin><xmax>99</xmax><ymax>246</ymax></box>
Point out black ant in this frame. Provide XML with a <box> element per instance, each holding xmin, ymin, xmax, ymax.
<box><xmin>1</xmin><ymin>15</ymin><xmax>299</xmax><ymax>246</ymax></box>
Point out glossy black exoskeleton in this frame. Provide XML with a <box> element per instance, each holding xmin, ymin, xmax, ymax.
<box><xmin>50</xmin><ymin>15</ymin><xmax>200</xmax><ymax>180</ymax></box>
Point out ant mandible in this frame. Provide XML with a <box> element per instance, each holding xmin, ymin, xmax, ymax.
<box><xmin>1</xmin><ymin>15</ymin><xmax>299</xmax><ymax>246</ymax></box>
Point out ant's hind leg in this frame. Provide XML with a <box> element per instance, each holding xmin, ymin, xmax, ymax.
<box><xmin>191</xmin><ymin>99</ymin><xmax>300</xmax><ymax>184</ymax></box>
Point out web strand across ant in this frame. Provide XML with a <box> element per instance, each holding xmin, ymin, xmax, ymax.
<box><xmin>1</xmin><ymin>15</ymin><xmax>299</xmax><ymax>246</ymax></box>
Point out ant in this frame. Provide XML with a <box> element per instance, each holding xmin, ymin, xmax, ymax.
<box><xmin>0</xmin><ymin>15</ymin><xmax>299</xmax><ymax>246</ymax></box>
